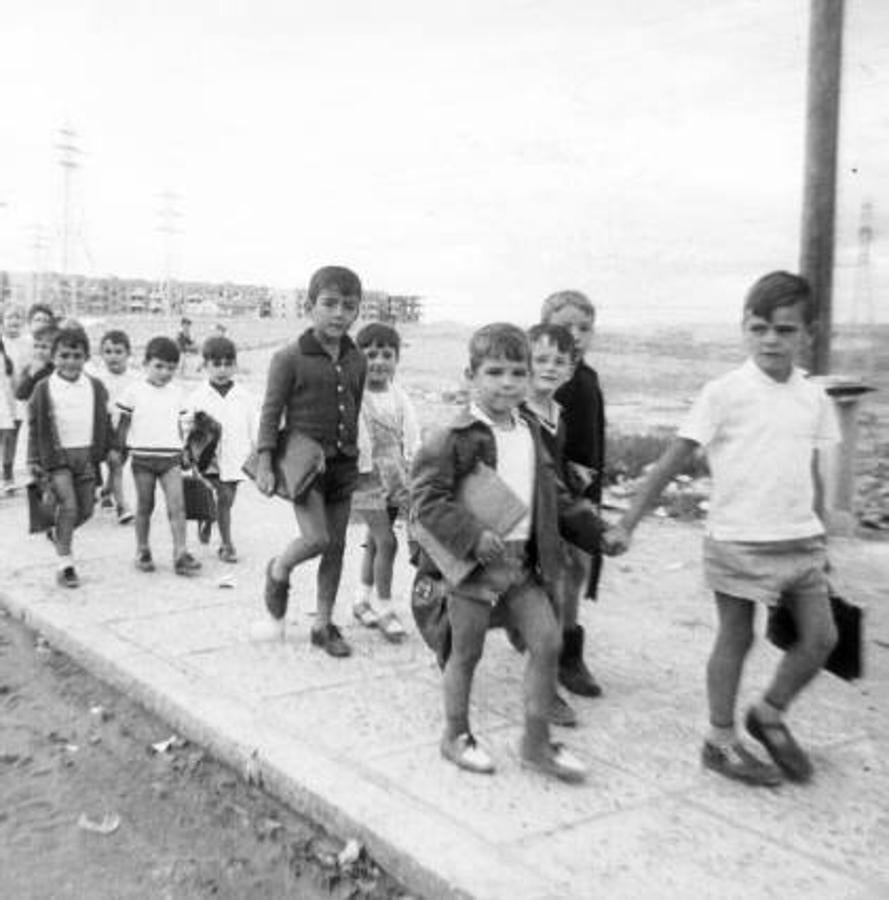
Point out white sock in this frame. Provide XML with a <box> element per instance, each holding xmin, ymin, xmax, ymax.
<box><xmin>355</xmin><ymin>584</ymin><xmax>372</xmax><ymax>606</ymax></box>
<box><xmin>58</xmin><ymin>556</ymin><xmax>74</xmax><ymax>572</ymax></box>
<box><xmin>707</xmin><ymin>724</ymin><xmax>737</xmax><ymax>748</ymax></box>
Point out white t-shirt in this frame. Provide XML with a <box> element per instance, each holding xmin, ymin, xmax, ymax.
<box><xmin>679</xmin><ymin>359</ymin><xmax>840</xmax><ymax>541</ymax></box>
<box><xmin>118</xmin><ymin>380</ymin><xmax>186</xmax><ymax>456</ymax></box>
<box><xmin>470</xmin><ymin>403</ymin><xmax>533</xmax><ymax>542</ymax></box>
<box><xmin>48</xmin><ymin>372</ymin><xmax>95</xmax><ymax>448</ymax></box>
<box><xmin>185</xmin><ymin>381</ymin><xmax>258</xmax><ymax>481</ymax></box>
<box><xmin>86</xmin><ymin>363</ymin><xmax>138</xmax><ymax>425</ymax></box>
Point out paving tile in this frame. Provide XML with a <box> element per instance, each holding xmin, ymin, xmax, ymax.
<box><xmin>517</xmin><ymin>795</ymin><xmax>872</xmax><ymax>899</ymax></box>
<box><xmin>259</xmin><ymin>669</ymin><xmax>511</xmax><ymax>760</ymax></box>
<box><xmin>690</xmin><ymin>737</ymin><xmax>889</xmax><ymax>885</ymax></box>
<box><xmin>106</xmin><ymin>602</ymin><xmax>249</xmax><ymax>656</ymax></box>
<box><xmin>363</xmin><ymin>725</ymin><xmax>659</xmax><ymax>844</ymax></box>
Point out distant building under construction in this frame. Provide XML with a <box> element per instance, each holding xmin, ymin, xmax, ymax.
<box><xmin>1</xmin><ymin>271</ymin><xmax>423</xmax><ymax>324</ymax></box>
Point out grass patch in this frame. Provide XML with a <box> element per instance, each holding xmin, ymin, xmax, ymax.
<box><xmin>605</xmin><ymin>428</ymin><xmax>709</xmax><ymax>483</ymax></box>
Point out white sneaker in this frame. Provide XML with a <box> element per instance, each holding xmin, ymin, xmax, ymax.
<box><xmin>249</xmin><ymin>617</ymin><xmax>286</xmax><ymax>643</ymax></box>
<box><xmin>440</xmin><ymin>732</ymin><xmax>496</xmax><ymax>774</ymax></box>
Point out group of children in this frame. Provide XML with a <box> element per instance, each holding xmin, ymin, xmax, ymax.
<box><xmin>1</xmin><ymin>264</ymin><xmax>843</xmax><ymax>791</ymax></box>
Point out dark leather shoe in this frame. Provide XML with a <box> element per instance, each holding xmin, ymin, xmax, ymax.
<box><xmin>745</xmin><ymin>708</ymin><xmax>813</xmax><ymax>783</ymax></box>
<box><xmin>264</xmin><ymin>558</ymin><xmax>290</xmax><ymax>619</ymax></box>
<box><xmin>701</xmin><ymin>740</ymin><xmax>782</xmax><ymax>787</ymax></box>
<box><xmin>56</xmin><ymin>565</ymin><xmax>80</xmax><ymax>589</ymax></box>
<box><xmin>311</xmin><ymin>623</ymin><xmax>352</xmax><ymax>658</ymax></box>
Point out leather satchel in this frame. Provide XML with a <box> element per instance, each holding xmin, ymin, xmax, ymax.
<box><xmin>242</xmin><ymin>430</ymin><xmax>326</xmax><ymax>503</ymax></box>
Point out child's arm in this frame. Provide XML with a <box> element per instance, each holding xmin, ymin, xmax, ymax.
<box><xmin>410</xmin><ymin>429</ymin><xmax>496</xmax><ymax>564</ymax></box>
<box><xmin>255</xmin><ymin>350</ymin><xmax>295</xmax><ymax>495</ymax></box>
<box><xmin>609</xmin><ymin>437</ymin><xmax>699</xmax><ymax>552</ymax></box>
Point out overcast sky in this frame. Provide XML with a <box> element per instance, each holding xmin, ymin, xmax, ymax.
<box><xmin>1</xmin><ymin>0</ymin><xmax>886</xmax><ymax>324</ymax></box>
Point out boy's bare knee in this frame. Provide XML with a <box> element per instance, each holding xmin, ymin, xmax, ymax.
<box><xmin>304</xmin><ymin>532</ymin><xmax>331</xmax><ymax>558</ymax></box>
<box><xmin>804</xmin><ymin>621</ymin><xmax>838</xmax><ymax>662</ymax></box>
<box><xmin>526</xmin><ymin>622</ymin><xmax>562</xmax><ymax>664</ymax></box>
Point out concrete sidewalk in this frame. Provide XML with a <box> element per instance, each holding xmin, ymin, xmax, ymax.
<box><xmin>1</xmin><ymin>486</ymin><xmax>888</xmax><ymax>899</ymax></box>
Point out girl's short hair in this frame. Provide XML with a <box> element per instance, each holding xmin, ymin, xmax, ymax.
<box><xmin>744</xmin><ymin>271</ymin><xmax>815</xmax><ymax>325</ymax></box>
<box><xmin>202</xmin><ymin>335</ymin><xmax>237</xmax><ymax>361</ymax></box>
<box><xmin>144</xmin><ymin>335</ymin><xmax>180</xmax><ymax>365</ymax></box>
<box><xmin>356</xmin><ymin>322</ymin><xmax>401</xmax><ymax>356</ymax></box>
<box><xmin>467</xmin><ymin>323</ymin><xmax>529</xmax><ymax>373</ymax></box>
<box><xmin>540</xmin><ymin>290</ymin><xmax>596</xmax><ymax>323</ymax></box>
<box><xmin>52</xmin><ymin>326</ymin><xmax>90</xmax><ymax>357</ymax></box>
<box><xmin>527</xmin><ymin>322</ymin><xmax>575</xmax><ymax>357</ymax></box>
<box><xmin>307</xmin><ymin>266</ymin><xmax>363</xmax><ymax>305</ymax></box>
<box><xmin>100</xmin><ymin>329</ymin><xmax>131</xmax><ymax>353</ymax></box>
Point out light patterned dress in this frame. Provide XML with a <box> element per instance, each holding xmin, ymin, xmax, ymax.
<box><xmin>352</xmin><ymin>382</ymin><xmax>420</xmax><ymax>514</ymax></box>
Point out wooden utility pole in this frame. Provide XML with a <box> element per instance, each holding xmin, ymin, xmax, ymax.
<box><xmin>800</xmin><ymin>0</ymin><xmax>845</xmax><ymax>374</ymax></box>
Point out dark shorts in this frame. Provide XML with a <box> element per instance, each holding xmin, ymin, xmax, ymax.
<box><xmin>131</xmin><ymin>453</ymin><xmax>181</xmax><ymax>477</ymax></box>
<box><xmin>299</xmin><ymin>454</ymin><xmax>359</xmax><ymax>506</ymax></box>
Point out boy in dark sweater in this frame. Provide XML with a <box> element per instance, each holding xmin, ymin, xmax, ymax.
<box><xmin>252</xmin><ymin>266</ymin><xmax>367</xmax><ymax>658</ymax></box>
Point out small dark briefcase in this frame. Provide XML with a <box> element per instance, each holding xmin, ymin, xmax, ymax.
<box><xmin>766</xmin><ymin>593</ymin><xmax>863</xmax><ymax>681</ymax></box>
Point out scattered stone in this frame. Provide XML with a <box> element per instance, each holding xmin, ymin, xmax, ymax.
<box><xmin>337</xmin><ymin>838</ymin><xmax>362</xmax><ymax>868</ymax></box>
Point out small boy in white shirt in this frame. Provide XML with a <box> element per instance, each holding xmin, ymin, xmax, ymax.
<box><xmin>88</xmin><ymin>329</ymin><xmax>137</xmax><ymax>523</ymax></box>
<box><xmin>27</xmin><ymin>327</ymin><xmax>116</xmax><ymax>588</ymax></box>
<box><xmin>611</xmin><ymin>271</ymin><xmax>841</xmax><ymax>787</ymax></box>
<box><xmin>117</xmin><ymin>336</ymin><xmax>201</xmax><ymax>576</ymax></box>
<box><xmin>185</xmin><ymin>336</ymin><xmax>257</xmax><ymax>563</ymax></box>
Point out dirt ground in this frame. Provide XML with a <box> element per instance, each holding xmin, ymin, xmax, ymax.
<box><xmin>0</xmin><ymin>608</ymin><xmax>410</xmax><ymax>900</ymax></box>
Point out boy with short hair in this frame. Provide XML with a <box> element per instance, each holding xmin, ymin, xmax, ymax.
<box><xmin>541</xmin><ymin>290</ymin><xmax>606</xmax><ymax>700</ymax></box>
<box><xmin>611</xmin><ymin>271</ymin><xmax>840</xmax><ymax>787</ymax></box>
<box><xmin>117</xmin><ymin>336</ymin><xmax>201</xmax><ymax>576</ymax></box>
<box><xmin>27</xmin><ymin>326</ymin><xmax>116</xmax><ymax>588</ymax></box>
<box><xmin>185</xmin><ymin>335</ymin><xmax>258</xmax><ymax>562</ymax></box>
<box><xmin>411</xmin><ymin>323</ymin><xmax>615</xmax><ymax>782</ymax></box>
<box><xmin>252</xmin><ymin>266</ymin><xmax>367</xmax><ymax>657</ymax></box>
<box><xmin>524</xmin><ymin>321</ymin><xmax>581</xmax><ymax>726</ymax></box>
<box><xmin>89</xmin><ymin>329</ymin><xmax>137</xmax><ymax>523</ymax></box>
<box><xmin>15</xmin><ymin>324</ymin><xmax>56</xmax><ymax>404</ymax></box>
<box><xmin>351</xmin><ymin>322</ymin><xmax>421</xmax><ymax>641</ymax></box>
<box><xmin>27</xmin><ymin>303</ymin><xmax>56</xmax><ymax>334</ymax></box>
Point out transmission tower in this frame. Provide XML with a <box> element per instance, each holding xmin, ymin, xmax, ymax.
<box><xmin>30</xmin><ymin>224</ymin><xmax>49</xmax><ymax>305</ymax></box>
<box><xmin>57</xmin><ymin>124</ymin><xmax>81</xmax><ymax>315</ymax></box>
<box><xmin>156</xmin><ymin>190</ymin><xmax>182</xmax><ymax>324</ymax></box>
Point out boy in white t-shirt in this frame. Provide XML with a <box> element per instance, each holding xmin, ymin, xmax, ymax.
<box><xmin>117</xmin><ymin>336</ymin><xmax>201</xmax><ymax>576</ymax></box>
<box><xmin>611</xmin><ymin>271</ymin><xmax>841</xmax><ymax>788</ymax></box>
<box><xmin>88</xmin><ymin>329</ymin><xmax>137</xmax><ymax>523</ymax></box>
<box><xmin>185</xmin><ymin>336</ymin><xmax>257</xmax><ymax>563</ymax></box>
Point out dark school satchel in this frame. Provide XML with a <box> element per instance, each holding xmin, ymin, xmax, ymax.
<box><xmin>766</xmin><ymin>593</ymin><xmax>863</xmax><ymax>681</ymax></box>
<box><xmin>182</xmin><ymin>471</ymin><xmax>217</xmax><ymax>523</ymax></box>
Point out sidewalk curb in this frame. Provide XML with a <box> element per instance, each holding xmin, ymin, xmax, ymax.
<box><xmin>0</xmin><ymin>587</ymin><xmax>562</xmax><ymax>900</ymax></box>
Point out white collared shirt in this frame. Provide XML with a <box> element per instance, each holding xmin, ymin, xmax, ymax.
<box><xmin>469</xmin><ymin>403</ymin><xmax>533</xmax><ymax>541</ymax></box>
<box><xmin>679</xmin><ymin>359</ymin><xmax>840</xmax><ymax>541</ymax></box>
<box><xmin>48</xmin><ymin>371</ymin><xmax>95</xmax><ymax>448</ymax></box>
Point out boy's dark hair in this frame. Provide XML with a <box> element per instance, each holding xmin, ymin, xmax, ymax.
<box><xmin>181</xmin><ymin>316</ymin><xmax>192</xmax><ymax>326</ymax></box>
<box><xmin>100</xmin><ymin>329</ymin><xmax>132</xmax><ymax>353</ymax></box>
<box><xmin>744</xmin><ymin>271</ymin><xmax>815</xmax><ymax>325</ymax></box>
<box><xmin>541</xmin><ymin>290</ymin><xmax>596</xmax><ymax>323</ymax></box>
<box><xmin>527</xmin><ymin>322</ymin><xmax>575</xmax><ymax>358</ymax></box>
<box><xmin>307</xmin><ymin>266</ymin><xmax>363</xmax><ymax>305</ymax></box>
<box><xmin>202</xmin><ymin>335</ymin><xmax>237</xmax><ymax>361</ymax></box>
<box><xmin>356</xmin><ymin>322</ymin><xmax>400</xmax><ymax>356</ymax></box>
<box><xmin>52</xmin><ymin>326</ymin><xmax>90</xmax><ymax>357</ymax></box>
<box><xmin>32</xmin><ymin>324</ymin><xmax>57</xmax><ymax>345</ymax></box>
<box><xmin>467</xmin><ymin>323</ymin><xmax>530</xmax><ymax>373</ymax></box>
<box><xmin>144</xmin><ymin>335</ymin><xmax>181</xmax><ymax>364</ymax></box>
<box><xmin>27</xmin><ymin>302</ymin><xmax>56</xmax><ymax>324</ymax></box>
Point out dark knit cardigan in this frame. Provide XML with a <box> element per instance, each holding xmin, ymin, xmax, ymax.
<box><xmin>27</xmin><ymin>375</ymin><xmax>114</xmax><ymax>471</ymax></box>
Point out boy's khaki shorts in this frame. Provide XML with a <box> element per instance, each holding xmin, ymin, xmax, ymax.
<box><xmin>703</xmin><ymin>535</ymin><xmax>828</xmax><ymax>606</ymax></box>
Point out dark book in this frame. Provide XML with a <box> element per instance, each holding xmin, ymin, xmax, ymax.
<box><xmin>766</xmin><ymin>593</ymin><xmax>863</xmax><ymax>681</ymax></box>
<box><xmin>242</xmin><ymin>430</ymin><xmax>326</xmax><ymax>503</ymax></box>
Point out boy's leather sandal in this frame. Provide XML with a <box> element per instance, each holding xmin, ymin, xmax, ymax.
<box><xmin>701</xmin><ymin>740</ymin><xmax>782</xmax><ymax>787</ymax></box>
<box><xmin>440</xmin><ymin>733</ymin><xmax>495</xmax><ymax>774</ymax></box>
<box><xmin>352</xmin><ymin>600</ymin><xmax>380</xmax><ymax>628</ymax></box>
<box><xmin>377</xmin><ymin>609</ymin><xmax>407</xmax><ymax>643</ymax></box>
<box><xmin>745</xmin><ymin>708</ymin><xmax>813</xmax><ymax>783</ymax></box>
